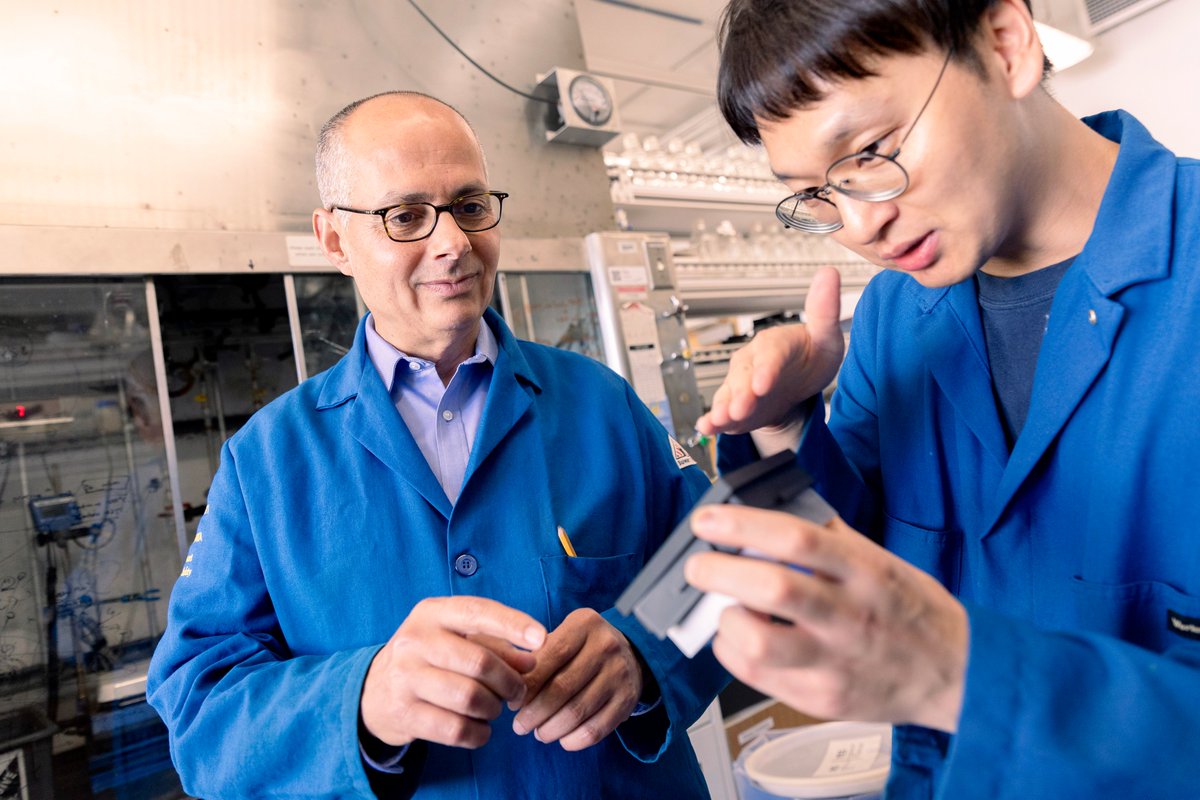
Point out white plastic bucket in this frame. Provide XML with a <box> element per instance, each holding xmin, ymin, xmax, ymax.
<box><xmin>735</xmin><ymin>721</ymin><xmax>892</xmax><ymax>800</ymax></box>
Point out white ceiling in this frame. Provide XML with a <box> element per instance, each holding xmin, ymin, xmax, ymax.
<box><xmin>574</xmin><ymin>0</ymin><xmax>1161</xmax><ymax>151</ymax></box>
<box><xmin>574</xmin><ymin>0</ymin><xmax>733</xmax><ymax>147</ymax></box>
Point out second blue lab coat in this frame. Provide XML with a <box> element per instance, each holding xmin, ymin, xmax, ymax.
<box><xmin>728</xmin><ymin>111</ymin><xmax>1200</xmax><ymax>798</ymax></box>
<box><xmin>147</xmin><ymin>309</ymin><xmax>726</xmax><ymax>799</ymax></box>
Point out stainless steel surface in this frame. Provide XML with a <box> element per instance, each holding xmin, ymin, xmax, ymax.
<box><xmin>585</xmin><ymin>231</ymin><xmax>712</xmax><ymax>473</ymax></box>
<box><xmin>146</xmin><ymin>277</ymin><xmax>190</xmax><ymax>561</ymax></box>
<box><xmin>283</xmin><ymin>274</ymin><xmax>308</xmax><ymax>385</ymax></box>
<box><xmin>499</xmin><ymin>237</ymin><xmax>589</xmax><ymax>273</ymax></box>
<box><xmin>0</xmin><ymin>1</ymin><xmax>615</xmax><ymax>239</ymax></box>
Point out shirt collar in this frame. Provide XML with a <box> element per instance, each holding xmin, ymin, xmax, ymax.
<box><xmin>364</xmin><ymin>314</ymin><xmax>499</xmax><ymax>392</ymax></box>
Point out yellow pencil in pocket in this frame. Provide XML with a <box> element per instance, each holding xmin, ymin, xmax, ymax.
<box><xmin>557</xmin><ymin>525</ymin><xmax>578</xmax><ymax>558</ymax></box>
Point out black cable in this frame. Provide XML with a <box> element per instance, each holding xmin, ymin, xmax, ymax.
<box><xmin>406</xmin><ymin>0</ymin><xmax>555</xmax><ymax>105</ymax></box>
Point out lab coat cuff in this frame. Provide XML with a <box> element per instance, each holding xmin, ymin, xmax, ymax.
<box><xmin>939</xmin><ymin>604</ymin><xmax>1022</xmax><ymax>799</ymax></box>
<box><xmin>630</xmin><ymin>639</ymin><xmax>662</xmax><ymax>715</ymax></box>
<box><xmin>359</xmin><ymin>733</ymin><xmax>410</xmax><ymax>772</ymax></box>
<box><xmin>631</xmin><ymin>697</ymin><xmax>663</xmax><ymax>717</ymax></box>
<box><xmin>343</xmin><ymin>644</ymin><xmax>390</xmax><ymax>792</ymax></box>
<box><xmin>604</xmin><ymin>607</ymin><xmax>728</xmax><ymax>763</ymax></box>
<box><xmin>605</xmin><ymin>611</ymin><xmax>674</xmax><ymax>761</ymax></box>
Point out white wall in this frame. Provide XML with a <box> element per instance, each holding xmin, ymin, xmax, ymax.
<box><xmin>0</xmin><ymin>1</ymin><xmax>616</xmax><ymax>241</ymax></box>
<box><xmin>1048</xmin><ymin>0</ymin><xmax>1200</xmax><ymax>156</ymax></box>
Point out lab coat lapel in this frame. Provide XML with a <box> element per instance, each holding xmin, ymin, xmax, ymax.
<box><xmin>982</xmin><ymin>280</ymin><xmax>1122</xmax><ymax>536</ymax></box>
<box><xmin>343</xmin><ymin>348</ymin><xmax>455</xmax><ymax>519</ymax></box>
<box><xmin>979</xmin><ymin>110</ymin><xmax>1173</xmax><ymax>536</ymax></box>
<box><xmin>463</xmin><ymin>336</ymin><xmax>535</xmax><ymax>488</ymax></box>
<box><xmin>914</xmin><ymin>282</ymin><xmax>1009</xmax><ymax>468</ymax></box>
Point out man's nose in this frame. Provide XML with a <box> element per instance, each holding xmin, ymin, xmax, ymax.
<box><xmin>834</xmin><ymin>195</ymin><xmax>898</xmax><ymax>247</ymax></box>
<box><xmin>427</xmin><ymin>209</ymin><xmax>473</xmax><ymax>257</ymax></box>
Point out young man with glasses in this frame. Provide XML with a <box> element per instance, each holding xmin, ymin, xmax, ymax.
<box><xmin>688</xmin><ymin>0</ymin><xmax>1200</xmax><ymax>797</ymax></box>
<box><xmin>148</xmin><ymin>92</ymin><xmax>726</xmax><ymax>799</ymax></box>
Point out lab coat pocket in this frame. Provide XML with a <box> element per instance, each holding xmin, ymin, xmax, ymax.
<box><xmin>1069</xmin><ymin>577</ymin><xmax>1200</xmax><ymax>654</ymax></box>
<box><xmin>880</xmin><ymin>513</ymin><xmax>962</xmax><ymax>594</ymax></box>
<box><xmin>539</xmin><ymin>552</ymin><xmax>639</xmax><ymax>629</ymax></box>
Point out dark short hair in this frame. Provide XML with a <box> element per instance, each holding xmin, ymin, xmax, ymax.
<box><xmin>717</xmin><ymin>0</ymin><xmax>1042</xmax><ymax>144</ymax></box>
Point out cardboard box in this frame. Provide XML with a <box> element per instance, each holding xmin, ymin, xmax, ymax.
<box><xmin>723</xmin><ymin>698</ymin><xmax>825</xmax><ymax>761</ymax></box>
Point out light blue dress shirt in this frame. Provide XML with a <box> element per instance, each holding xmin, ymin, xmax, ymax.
<box><xmin>364</xmin><ymin>316</ymin><xmax>497</xmax><ymax>505</ymax></box>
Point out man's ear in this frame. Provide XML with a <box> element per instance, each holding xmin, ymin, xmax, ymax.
<box><xmin>313</xmin><ymin>208</ymin><xmax>353</xmax><ymax>277</ymax></box>
<box><xmin>979</xmin><ymin>0</ymin><xmax>1045</xmax><ymax>101</ymax></box>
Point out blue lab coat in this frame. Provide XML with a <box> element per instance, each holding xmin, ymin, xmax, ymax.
<box><xmin>715</xmin><ymin>110</ymin><xmax>1200</xmax><ymax>796</ymax></box>
<box><xmin>727</xmin><ymin>111</ymin><xmax>1200</xmax><ymax>798</ymax></box>
<box><xmin>147</xmin><ymin>309</ymin><xmax>726</xmax><ymax>799</ymax></box>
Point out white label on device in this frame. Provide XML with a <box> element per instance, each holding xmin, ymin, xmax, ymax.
<box><xmin>609</xmin><ymin>265</ymin><xmax>648</xmax><ymax>287</ymax></box>
<box><xmin>813</xmin><ymin>735</ymin><xmax>883</xmax><ymax>777</ymax></box>
<box><xmin>667</xmin><ymin>591</ymin><xmax>736</xmax><ymax>658</ymax></box>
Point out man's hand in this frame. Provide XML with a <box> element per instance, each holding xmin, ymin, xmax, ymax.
<box><xmin>361</xmin><ymin>596</ymin><xmax>547</xmax><ymax>750</ymax></box>
<box><xmin>510</xmin><ymin>608</ymin><xmax>643</xmax><ymax>751</ymax></box>
<box><xmin>683</xmin><ymin>506</ymin><xmax>968</xmax><ymax>733</ymax></box>
<box><xmin>696</xmin><ymin>266</ymin><xmax>844</xmax><ymax>436</ymax></box>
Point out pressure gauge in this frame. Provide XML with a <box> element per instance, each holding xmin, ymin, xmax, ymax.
<box><xmin>535</xmin><ymin>68</ymin><xmax>620</xmax><ymax>146</ymax></box>
<box><xmin>568</xmin><ymin>74</ymin><xmax>614</xmax><ymax>127</ymax></box>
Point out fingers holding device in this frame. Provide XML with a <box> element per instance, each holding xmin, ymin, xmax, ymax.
<box><xmin>615</xmin><ymin>451</ymin><xmax>835</xmax><ymax>657</ymax></box>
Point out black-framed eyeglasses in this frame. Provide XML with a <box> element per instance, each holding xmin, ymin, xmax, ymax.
<box><xmin>775</xmin><ymin>50</ymin><xmax>953</xmax><ymax>234</ymax></box>
<box><xmin>331</xmin><ymin>191</ymin><xmax>509</xmax><ymax>243</ymax></box>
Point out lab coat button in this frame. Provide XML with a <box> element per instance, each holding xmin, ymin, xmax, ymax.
<box><xmin>442</xmin><ymin>410</ymin><xmax>455</xmax><ymax>421</ymax></box>
<box><xmin>454</xmin><ymin>553</ymin><xmax>478</xmax><ymax>576</ymax></box>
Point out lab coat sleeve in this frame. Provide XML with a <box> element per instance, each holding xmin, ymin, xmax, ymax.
<box><xmin>146</xmin><ymin>443</ymin><xmax>380</xmax><ymax>799</ymax></box>
<box><xmin>938</xmin><ymin>604</ymin><xmax>1200</xmax><ymax>798</ymax></box>
<box><xmin>793</xmin><ymin>297</ymin><xmax>885</xmax><ymax>537</ymax></box>
<box><xmin>603</xmin><ymin>384</ymin><xmax>730</xmax><ymax>762</ymax></box>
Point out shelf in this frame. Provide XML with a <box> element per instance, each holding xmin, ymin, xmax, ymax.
<box><xmin>614</xmin><ymin>195</ymin><xmax>778</xmax><ymax>237</ymax></box>
<box><xmin>674</xmin><ymin>259</ymin><xmax>880</xmax><ymax>315</ymax></box>
<box><xmin>616</xmin><ymin>183</ymin><xmax>780</xmax><ymax>207</ymax></box>
<box><xmin>608</xmin><ymin>166</ymin><xmax>780</xmax><ymax>236</ymax></box>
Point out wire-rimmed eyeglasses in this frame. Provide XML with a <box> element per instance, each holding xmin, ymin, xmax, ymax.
<box><xmin>775</xmin><ymin>51</ymin><xmax>953</xmax><ymax>235</ymax></box>
<box><xmin>331</xmin><ymin>191</ymin><xmax>509</xmax><ymax>243</ymax></box>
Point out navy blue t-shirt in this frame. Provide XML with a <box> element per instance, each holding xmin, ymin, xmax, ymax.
<box><xmin>975</xmin><ymin>258</ymin><xmax>1074</xmax><ymax>445</ymax></box>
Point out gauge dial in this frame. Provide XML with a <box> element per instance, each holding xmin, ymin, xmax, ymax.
<box><xmin>568</xmin><ymin>74</ymin><xmax>613</xmax><ymax>127</ymax></box>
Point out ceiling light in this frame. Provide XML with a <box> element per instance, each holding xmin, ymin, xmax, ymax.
<box><xmin>1034</xmin><ymin>20</ymin><xmax>1095</xmax><ymax>71</ymax></box>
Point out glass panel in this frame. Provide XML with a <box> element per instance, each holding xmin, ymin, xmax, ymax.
<box><xmin>294</xmin><ymin>273</ymin><xmax>360</xmax><ymax>377</ymax></box>
<box><xmin>0</xmin><ymin>276</ymin><xmax>183</xmax><ymax>798</ymax></box>
<box><xmin>155</xmin><ymin>274</ymin><xmax>298</xmax><ymax>528</ymax></box>
<box><xmin>495</xmin><ymin>272</ymin><xmax>605</xmax><ymax>363</ymax></box>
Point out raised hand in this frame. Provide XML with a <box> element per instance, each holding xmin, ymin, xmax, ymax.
<box><xmin>696</xmin><ymin>266</ymin><xmax>844</xmax><ymax>435</ymax></box>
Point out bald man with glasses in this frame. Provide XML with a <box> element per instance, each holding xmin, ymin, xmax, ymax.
<box><xmin>148</xmin><ymin>92</ymin><xmax>726</xmax><ymax>800</ymax></box>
